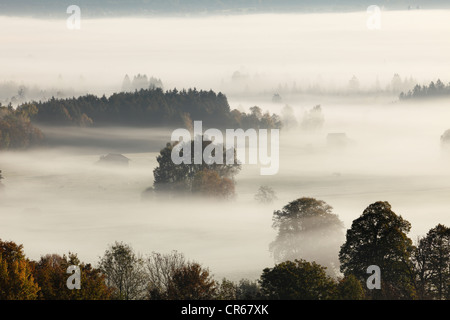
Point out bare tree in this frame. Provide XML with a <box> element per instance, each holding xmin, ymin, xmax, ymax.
<box><xmin>98</xmin><ymin>241</ymin><xmax>147</xmax><ymax>300</ymax></box>
<box><xmin>145</xmin><ymin>251</ymin><xmax>186</xmax><ymax>300</ymax></box>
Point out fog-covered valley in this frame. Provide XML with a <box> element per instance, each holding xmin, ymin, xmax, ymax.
<box><xmin>2</xmin><ymin>97</ymin><xmax>450</xmax><ymax>280</ymax></box>
<box><xmin>1</xmin><ymin>9</ymin><xmax>450</xmax><ymax>288</ymax></box>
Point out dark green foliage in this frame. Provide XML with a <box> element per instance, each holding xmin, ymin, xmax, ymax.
<box><xmin>216</xmin><ymin>278</ymin><xmax>237</xmax><ymax>300</ymax></box>
<box><xmin>26</xmin><ymin>88</ymin><xmax>281</xmax><ymax>129</ymax></box>
<box><xmin>260</xmin><ymin>259</ymin><xmax>337</xmax><ymax>300</ymax></box>
<box><xmin>336</xmin><ymin>275</ymin><xmax>365</xmax><ymax>300</ymax></box>
<box><xmin>236</xmin><ymin>279</ymin><xmax>264</xmax><ymax>300</ymax></box>
<box><xmin>413</xmin><ymin>224</ymin><xmax>450</xmax><ymax>300</ymax></box>
<box><xmin>339</xmin><ymin>201</ymin><xmax>416</xmax><ymax>299</ymax></box>
<box><xmin>152</xmin><ymin>139</ymin><xmax>241</xmax><ymax>197</ymax></box>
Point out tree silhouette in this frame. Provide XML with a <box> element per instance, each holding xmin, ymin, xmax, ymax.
<box><xmin>413</xmin><ymin>224</ymin><xmax>450</xmax><ymax>300</ymax></box>
<box><xmin>153</xmin><ymin>139</ymin><xmax>241</xmax><ymax>198</ymax></box>
<box><xmin>339</xmin><ymin>201</ymin><xmax>416</xmax><ymax>299</ymax></box>
<box><xmin>260</xmin><ymin>259</ymin><xmax>337</xmax><ymax>300</ymax></box>
<box><xmin>98</xmin><ymin>242</ymin><xmax>147</xmax><ymax>300</ymax></box>
<box><xmin>166</xmin><ymin>262</ymin><xmax>216</xmax><ymax>300</ymax></box>
<box><xmin>255</xmin><ymin>186</ymin><xmax>277</xmax><ymax>204</ymax></box>
<box><xmin>269</xmin><ymin>197</ymin><xmax>344</xmax><ymax>274</ymax></box>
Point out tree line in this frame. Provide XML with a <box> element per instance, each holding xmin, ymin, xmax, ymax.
<box><xmin>0</xmin><ymin>88</ymin><xmax>282</xmax><ymax>150</ymax></box>
<box><xmin>0</xmin><ymin>198</ymin><xmax>448</xmax><ymax>300</ymax></box>
<box><xmin>18</xmin><ymin>88</ymin><xmax>281</xmax><ymax>130</ymax></box>
<box><xmin>400</xmin><ymin>79</ymin><xmax>450</xmax><ymax>100</ymax></box>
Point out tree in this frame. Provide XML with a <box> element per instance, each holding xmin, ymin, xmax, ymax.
<box><xmin>336</xmin><ymin>275</ymin><xmax>365</xmax><ymax>300</ymax></box>
<box><xmin>216</xmin><ymin>278</ymin><xmax>237</xmax><ymax>300</ymax></box>
<box><xmin>25</xmin><ymin>88</ymin><xmax>280</xmax><ymax>129</ymax></box>
<box><xmin>98</xmin><ymin>242</ymin><xmax>147</xmax><ymax>300</ymax></box>
<box><xmin>255</xmin><ymin>186</ymin><xmax>277</xmax><ymax>204</ymax></box>
<box><xmin>145</xmin><ymin>251</ymin><xmax>187</xmax><ymax>300</ymax></box>
<box><xmin>348</xmin><ymin>75</ymin><xmax>360</xmax><ymax>92</ymax></box>
<box><xmin>413</xmin><ymin>224</ymin><xmax>450</xmax><ymax>300</ymax></box>
<box><xmin>259</xmin><ymin>259</ymin><xmax>337</xmax><ymax>300</ymax></box>
<box><xmin>153</xmin><ymin>139</ymin><xmax>240</xmax><ymax>198</ymax></box>
<box><xmin>0</xmin><ymin>105</ymin><xmax>44</xmax><ymax>150</ymax></box>
<box><xmin>391</xmin><ymin>74</ymin><xmax>403</xmax><ymax>93</ymax></box>
<box><xmin>166</xmin><ymin>262</ymin><xmax>216</xmax><ymax>300</ymax></box>
<box><xmin>0</xmin><ymin>239</ymin><xmax>40</xmax><ymax>300</ymax></box>
<box><xmin>441</xmin><ymin>129</ymin><xmax>450</xmax><ymax>150</ymax></box>
<box><xmin>281</xmin><ymin>105</ymin><xmax>298</xmax><ymax>130</ymax></box>
<box><xmin>300</xmin><ymin>105</ymin><xmax>324</xmax><ymax>132</ymax></box>
<box><xmin>269</xmin><ymin>197</ymin><xmax>344</xmax><ymax>274</ymax></box>
<box><xmin>33</xmin><ymin>253</ymin><xmax>113</xmax><ymax>300</ymax></box>
<box><xmin>236</xmin><ymin>279</ymin><xmax>263</xmax><ymax>300</ymax></box>
<box><xmin>121</xmin><ymin>74</ymin><xmax>131</xmax><ymax>92</ymax></box>
<box><xmin>339</xmin><ymin>201</ymin><xmax>416</xmax><ymax>300</ymax></box>
<box><xmin>192</xmin><ymin>169</ymin><xmax>235</xmax><ymax>199</ymax></box>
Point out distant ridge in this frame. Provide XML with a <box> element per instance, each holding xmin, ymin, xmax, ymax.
<box><xmin>1</xmin><ymin>0</ymin><xmax>449</xmax><ymax>18</ymax></box>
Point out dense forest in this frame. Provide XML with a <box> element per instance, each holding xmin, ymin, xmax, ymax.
<box><xmin>1</xmin><ymin>87</ymin><xmax>281</xmax><ymax>150</ymax></box>
<box><xmin>21</xmin><ymin>88</ymin><xmax>281</xmax><ymax>129</ymax></box>
<box><xmin>0</xmin><ymin>199</ymin><xmax>448</xmax><ymax>300</ymax></box>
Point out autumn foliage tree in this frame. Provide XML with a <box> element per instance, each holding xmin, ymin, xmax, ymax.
<box><xmin>32</xmin><ymin>253</ymin><xmax>113</xmax><ymax>300</ymax></box>
<box><xmin>0</xmin><ymin>239</ymin><xmax>40</xmax><ymax>300</ymax></box>
<box><xmin>0</xmin><ymin>104</ymin><xmax>44</xmax><ymax>150</ymax></box>
<box><xmin>166</xmin><ymin>262</ymin><xmax>216</xmax><ymax>300</ymax></box>
<box><xmin>192</xmin><ymin>169</ymin><xmax>235</xmax><ymax>199</ymax></box>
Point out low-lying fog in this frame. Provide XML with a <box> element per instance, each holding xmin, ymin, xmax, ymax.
<box><xmin>1</xmin><ymin>98</ymin><xmax>450</xmax><ymax>280</ymax></box>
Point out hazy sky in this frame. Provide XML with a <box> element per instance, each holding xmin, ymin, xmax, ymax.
<box><xmin>1</xmin><ymin>10</ymin><xmax>449</xmax><ymax>93</ymax></box>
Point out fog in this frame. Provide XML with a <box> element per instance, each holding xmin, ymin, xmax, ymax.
<box><xmin>1</xmin><ymin>10</ymin><xmax>450</xmax><ymax>281</ymax></box>
<box><xmin>2</xmin><ymin>98</ymin><xmax>450</xmax><ymax>280</ymax></box>
<box><xmin>1</xmin><ymin>10</ymin><xmax>449</xmax><ymax>95</ymax></box>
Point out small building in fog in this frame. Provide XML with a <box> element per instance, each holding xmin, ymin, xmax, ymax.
<box><xmin>97</xmin><ymin>153</ymin><xmax>130</xmax><ymax>167</ymax></box>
